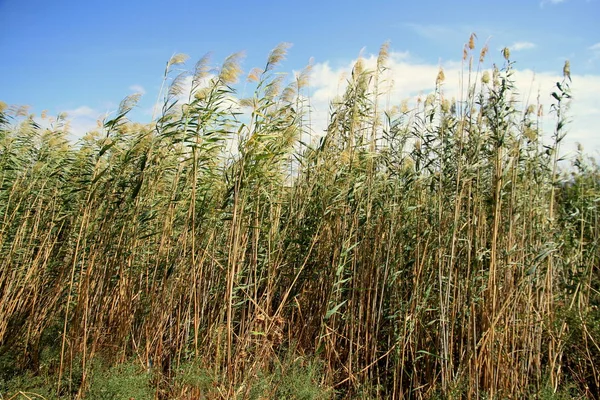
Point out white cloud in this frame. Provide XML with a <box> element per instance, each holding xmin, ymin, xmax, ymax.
<box><xmin>403</xmin><ymin>23</ymin><xmax>473</xmax><ymax>44</ymax></box>
<box><xmin>64</xmin><ymin>106</ymin><xmax>104</xmax><ymax>139</ymax></box>
<box><xmin>129</xmin><ymin>84</ymin><xmax>146</xmax><ymax>95</ymax></box>
<box><xmin>585</xmin><ymin>43</ymin><xmax>600</xmax><ymax>69</ymax></box>
<box><xmin>540</xmin><ymin>0</ymin><xmax>567</xmax><ymax>6</ymax></box>
<box><xmin>60</xmin><ymin>52</ymin><xmax>600</xmax><ymax>158</ymax></box>
<box><xmin>307</xmin><ymin>51</ymin><xmax>600</xmax><ymax>157</ymax></box>
<box><xmin>509</xmin><ymin>41</ymin><xmax>536</xmax><ymax>51</ymax></box>
<box><xmin>404</xmin><ymin>23</ymin><xmax>458</xmax><ymax>41</ymax></box>
<box><xmin>66</xmin><ymin>106</ymin><xmax>99</xmax><ymax>119</ymax></box>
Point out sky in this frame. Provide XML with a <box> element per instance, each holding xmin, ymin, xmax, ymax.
<box><xmin>1</xmin><ymin>0</ymin><xmax>599</xmax><ymax>156</ymax></box>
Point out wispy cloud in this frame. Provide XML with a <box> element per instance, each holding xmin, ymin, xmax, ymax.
<box><xmin>66</xmin><ymin>105</ymin><xmax>98</xmax><ymax>119</ymax></box>
<box><xmin>403</xmin><ymin>23</ymin><xmax>463</xmax><ymax>42</ymax></box>
<box><xmin>129</xmin><ymin>84</ymin><xmax>146</xmax><ymax>95</ymax></box>
<box><xmin>509</xmin><ymin>41</ymin><xmax>536</xmax><ymax>51</ymax></box>
<box><xmin>61</xmin><ymin>106</ymin><xmax>104</xmax><ymax>139</ymax></box>
<box><xmin>540</xmin><ymin>0</ymin><xmax>567</xmax><ymax>7</ymax></box>
<box><xmin>587</xmin><ymin>43</ymin><xmax>600</xmax><ymax>66</ymax></box>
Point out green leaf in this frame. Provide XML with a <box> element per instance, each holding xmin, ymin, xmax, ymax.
<box><xmin>325</xmin><ymin>300</ymin><xmax>347</xmax><ymax>320</ymax></box>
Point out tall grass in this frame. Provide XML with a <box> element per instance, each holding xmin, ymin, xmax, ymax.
<box><xmin>0</xmin><ymin>37</ymin><xmax>598</xmax><ymax>399</ymax></box>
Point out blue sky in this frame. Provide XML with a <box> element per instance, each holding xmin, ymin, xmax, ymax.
<box><xmin>1</xmin><ymin>0</ymin><xmax>599</xmax><ymax>153</ymax></box>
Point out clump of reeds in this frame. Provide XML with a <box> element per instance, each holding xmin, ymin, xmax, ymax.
<box><xmin>0</xmin><ymin>37</ymin><xmax>598</xmax><ymax>399</ymax></box>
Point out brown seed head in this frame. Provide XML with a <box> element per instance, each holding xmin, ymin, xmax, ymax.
<box><xmin>247</xmin><ymin>67</ymin><xmax>263</xmax><ymax>83</ymax></box>
<box><xmin>400</xmin><ymin>99</ymin><xmax>409</xmax><ymax>114</ymax></box>
<box><xmin>377</xmin><ymin>41</ymin><xmax>390</xmax><ymax>69</ymax></box>
<box><xmin>479</xmin><ymin>45</ymin><xmax>489</xmax><ymax>63</ymax></box>
<box><xmin>526</xmin><ymin>104</ymin><xmax>536</xmax><ymax>115</ymax></box>
<box><xmin>167</xmin><ymin>53</ymin><xmax>189</xmax><ymax>68</ymax></box>
<box><xmin>468</xmin><ymin>33</ymin><xmax>476</xmax><ymax>50</ymax></box>
<box><xmin>482</xmin><ymin>71</ymin><xmax>490</xmax><ymax>84</ymax></box>
<box><xmin>219</xmin><ymin>52</ymin><xmax>245</xmax><ymax>85</ymax></box>
<box><xmin>436</xmin><ymin>68</ymin><xmax>445</xmax><ymax>85</ymax></box>
<box><xmin>441</xmin><ymin>98</ymin><xmax>450</xmax><ymax>113</ymax></box>
<box><xmin>296</xmin><ymin>60</ymin><xmax>313</xmax><ymax>90</ymax></box>
<box><xmin>266</xmin><ymin>42</ymin><xmax>292</xmax><ymax>72</ymax></box>
<box><xmin>563</xmin><ymin>60</ymin><xmax>571</xmax><ymax>81</ymax></box>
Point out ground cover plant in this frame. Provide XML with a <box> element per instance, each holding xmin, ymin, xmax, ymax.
<box><xmin>0</xmin><ymin>36</ymin><xmax>599</xmax><ymax>399</ymax></box>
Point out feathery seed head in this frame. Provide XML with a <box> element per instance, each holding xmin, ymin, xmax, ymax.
<box><xmin>297</xmin><ymin>57</ymin><xmax>314</xmax><ymax>90</ymax></box>
<box><xmin>482</xmin><ymin>70</ymin><xmax>490</xmax><ymax>84</ymax></box>
<box><xmin>479</xmin><ymin>45</ymin><xmax>489</xmax><ymax>63</ymax></box>
<box><xmin>524</xmin><ymin>126</ymin><xmax>537</xmax><ymax>141</ymax></box>
<box><xmin>377</xmin><ymin>41</ymin><xmax>390</xmax><ymax>69</ymax></box>
<box><xmin>441</xmin><ymin>98</ymin><xmax>450</xmax><ymax>113</ymax></box>
<box><xmin>493</xmin><ymin>66</ymin><xmax>500</xmax><ymax>87</ymax></box>
<box><xmin>563</xmin><ymin>60</ymin><xmax>571</xmax><ymax>81</ymax></box>
<box><xmin>401</xmin><ymin>100</ymin><xmax>409</xmax><ymax>114</ymax></box>
<box><xmin>15</xmin><ymin>105</ymin><xmax>30</xmax><ymax>117</ymax></box>
<box><xmin>526</xmin><ymin>104</ymin><xmax>536</xmax><ymax>115</ymax></box>
<box><xmin>414</xmin><ymin>139</ymin><xmax>421</xmax><ymax>151</ymax></box>
<box><xmin>296</xmin><ymin>60</ymin><xmax>313</xmax><ymax>90</ymax></box>
<box><xmin>0</xmin><ymin>101</ymin><xmax>6</xmax><ymax>113</ymax></box>
<box><xmin>265</xmin><ymin>74</ymin><xmax>285</xmax><ymax>98</ymax></box>
<box><xmin>402</xmin><ymin>158</ymin><xmax>415</xmax><ymax>172</ymax></box>
<box><xmin>168</xmin><ymin>72</ymin><xmax>188</xmax><ymax>98</ymax></box>
<box><xmin>425</xmin><ymin>93</ymin><xmax>435</xmax><ymax>107</ymax></box>
<box><xmin>47</xmin><ymin>133</ymin><xmax>62</xmax><ymax>147</ymax></box>
<box><xmin>281</xmin><ymin>84</ymin><xmax>296</xmax><ymax>103</ymax></box>
<box><xmin>181</xmin><ymin>104</ymin><xmax>190</xmax><ymax>115</ymax></box>
<box><xmin>41</xmin><ymin>109</ymin><xmax>48</xmax><ymax>119</ymax></box>
<box><xmin>468</xmin><ymin>33</ymin><xmax>476</xmax><ymax>50</ymax></box>
<box><xmin>193</xmin><ymin>53</ymin><xmax>212</xmax><ymax>83</ymax></box>
<box><xmin>463</xmin><ymin>46</ymin><xmax>468</xmax><ymax>61</ymax></box>
<box><xmin>436</xmin><ymin>67</ymin><xmax>445</xmax><ymax>85</ymax></box>
<box><xmin>219</xmin><ymin>52</ymin><xmax>245</xmax><ymax>85</ymax></box>
<box><xmin>502</xmin><ymin>47</ymin><xmax>510</xmax><ymax>61</ymax></box>
<box><xmin>266</xmin><ymin>42</ymin><xmax>292</xmax><ymax>72</ymax></box>
<box><xmin>118</xmin><ymin>93</ymin><xmax>142</xmax><ymax>115</ymax></box>
<box><xmin>239</xmin><ymin>98</ymin><xmax>255</xmax><ymax>108</ymax></box>
<box><xmin>247</xmin><ymin>67</ymin><xmax>263</xmax><ymax>83</ymax></box>
<box><xmin>353</xmin><ymin>58</ymin><xmax>365</xmax><ymax>77</ymax></box>
<box><xmin>167</xmin><ymin>53</ymin><xmax>189</xmax><ymax>69</ymax></box>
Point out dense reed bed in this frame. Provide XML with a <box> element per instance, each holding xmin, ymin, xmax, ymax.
<box><xmin>1</xmin><ymin>37</ymin><xmax>599</xmax><ymax>399</ymax></box>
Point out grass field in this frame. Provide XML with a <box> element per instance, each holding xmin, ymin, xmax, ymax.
<box><xmin>1</xmin><ymin>37</ymin><xmax>599</xmax><ymax>399</ymax></box>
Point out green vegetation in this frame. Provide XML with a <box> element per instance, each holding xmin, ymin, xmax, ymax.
<box><xmin>0</xmin><ymin>36</ymin><xmax>598</xmax><ymax>399</ymax></box>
